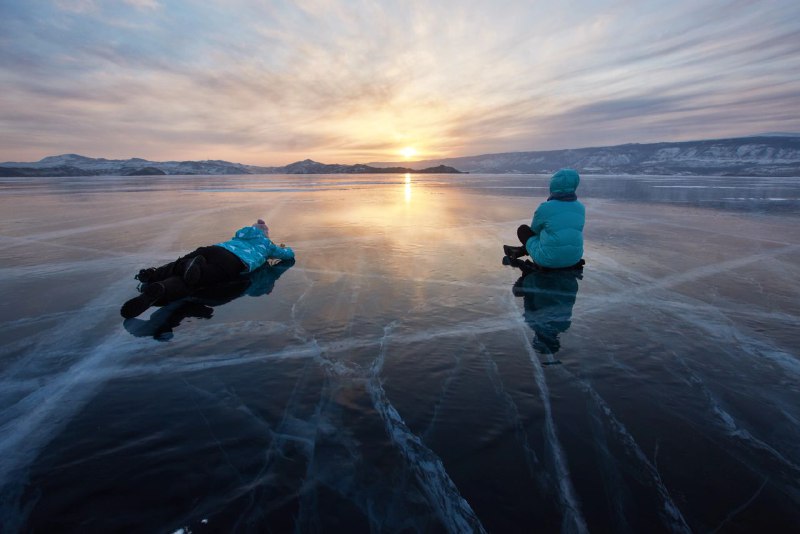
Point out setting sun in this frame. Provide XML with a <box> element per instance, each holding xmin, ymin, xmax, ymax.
<box><xmin>400</xmin><ymin>146</ymin><xmax>417</xmax><ymax>159</ymax></box>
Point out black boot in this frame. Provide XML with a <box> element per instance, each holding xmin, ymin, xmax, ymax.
<box><xmin>135</xmin><ymin>260</ymin><xmax>179</xmax><ymax>284</ymax></box>
<box><xmin>120</xmin><ymin>282</ymin><xmax>165</xmax><ymax>319</ymax></box>
<box><xmin>503</xmin><ymin>255</ymin><xmax>536</xmax><ymax>274</ymax></box>
<box><xmin>135</xmin><ymin>268</ymin><xmax>157</xmax><ymax>283</ymax></box>
<box><xmin>503</xmin><ymin>245</ymin><xmax>527</xmax><ymax>260</ymax></box>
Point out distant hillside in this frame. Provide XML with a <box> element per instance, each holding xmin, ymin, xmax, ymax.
<box><xmin>0</xmin><ymin>154</ymin><xmax>260</xmax><ymax>177</ymax></box>
<box><xmin>3</xmin><ymin>136</ymin><xmax>799</xmax><ymax>177</ymax></box>
<box><xmin>0</xmin><ymin>155</ymin><xmax>463</xmax><ymax>177</ymax></box>
<box><xmin>370</xmin><ymin>136</ymin><xmax>800</xmax><ymax>176</ymax></box>
<box><xmin>264</xmin><ymin>159</ymin><xmax>463</xmax><ymax>174</ymax></box>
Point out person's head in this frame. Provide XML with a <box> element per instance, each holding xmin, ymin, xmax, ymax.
<box><xmin>253</xmin><ymin>219</ymin><xmax>269</xmax><ymax>238</ymax></box>
<box><xmin>549</xmin><ymin>169</ymin><xmax>580</xmax><ymax>195</ymax></box>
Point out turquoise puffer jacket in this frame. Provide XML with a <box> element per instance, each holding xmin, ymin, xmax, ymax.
<box><xmin>215</xmin><ymin>226</ymin><xmax>295</xmax><ymax>272</ymax></box>
<box><xmin>526</xmin><ymin>169</ymin><xmax>585</xmax><ymax>268</ymax></box>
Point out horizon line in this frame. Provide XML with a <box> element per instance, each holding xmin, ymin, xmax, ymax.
<box><xmin>4</xmin><ymin>132</ymin><xmax>800</xmax><ymax>167</ymax></box>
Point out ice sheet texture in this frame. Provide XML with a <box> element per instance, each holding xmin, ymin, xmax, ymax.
<box><xmin>1</xmin><ymin>173</ymin><xmax>799</xmax><ymax>532</ymax></box>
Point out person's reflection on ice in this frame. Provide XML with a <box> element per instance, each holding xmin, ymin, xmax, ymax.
<box><xmin>508</xmin><ymin>259</ymin><xmax>583</xmax><ymax>363</ymax></box>
<box><xmin>123</xmin><ymin>258</ymin><xmax>294</xmax><ymax>341</ymax></box>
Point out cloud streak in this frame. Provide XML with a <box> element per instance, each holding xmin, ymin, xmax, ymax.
<box><xmin>1</xmin><ymin>0</ymin><xmax>799</xmax><ymax>164</ymax></box>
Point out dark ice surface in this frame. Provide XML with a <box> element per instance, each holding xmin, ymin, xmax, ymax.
<box><xmin>1</xmin><ymin>173</ymin><xmax>799</xmax><ymax>533</ymax></box>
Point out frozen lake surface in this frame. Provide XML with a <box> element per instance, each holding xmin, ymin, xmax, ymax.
<box><xmin>1</xmin><ymin>173</ymin><xmax>799</xmax><ymax>532</ymax></box>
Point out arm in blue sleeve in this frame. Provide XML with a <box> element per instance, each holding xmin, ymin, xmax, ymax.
<box><xmin>531</xmin><ymin>203</ymin><xmax>546</xmax><ymax>234</ymax></box>
<box><xmin>269</xmin><ymin>244</ymin><xmax>295</xmax><ymax>261</ymax></box>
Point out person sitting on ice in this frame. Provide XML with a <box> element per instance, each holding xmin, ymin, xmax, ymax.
<box><xmin>503</xmin><ymin>169</ymin><xmax>585</xmax><ymax>270</ymax></box>
<box><xmin>120</xmin><ymin>219</ymin><xmax>295</xmax><ymax>319</ymax></box>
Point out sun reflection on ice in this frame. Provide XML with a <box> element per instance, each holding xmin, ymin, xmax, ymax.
<box><xmin>405</xmin><ymin>173</ymin><xmax>412</xmax><ymax>203</ymax></box>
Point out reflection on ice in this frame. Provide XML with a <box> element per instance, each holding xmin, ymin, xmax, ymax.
<box><xmin>511</xmin><ymin>266</ymin><xmax>582</xmax><ymax>358</ymax></box>
<box><xmin>0</xmin><ymin>173</ymin><xmax>798</xmax><ymax>531</ymax></box>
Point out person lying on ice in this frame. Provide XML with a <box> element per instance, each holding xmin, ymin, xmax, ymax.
<box><xmin>123</xmin><ymin>258</ymin><xmax>295</xmax><ymax>340</ymax></box>
<box><xmin>120</xmin><ymin>219</ymin><xmax>295</xmax><ymax>319</ymax></box>
<box><xmin>503</xmin><ymin>169</ymin><xmax>585</xmax><ymax>270</ymax></box>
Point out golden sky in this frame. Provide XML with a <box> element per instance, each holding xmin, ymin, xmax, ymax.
<box><xmin>1</xmin><ymin>0</ymin><xmax>799</xmax><ymax>165</ymax></box>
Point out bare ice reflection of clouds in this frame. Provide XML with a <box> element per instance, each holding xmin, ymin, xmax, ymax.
<box><xmin>1</xmin><ymin>175</ymin><xmax>799</xmax><ymax>530</ymax></box>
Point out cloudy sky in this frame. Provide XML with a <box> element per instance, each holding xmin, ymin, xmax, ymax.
<box><xmin>1</xmin><ymin>0</ymin><xmax>799</xmax><ymax>165</ymax></box>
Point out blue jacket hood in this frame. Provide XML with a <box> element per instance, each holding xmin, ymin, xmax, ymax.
<box><xmin>549</xmin><ymin>169</ymin><xmax>580</xmax><ymax>195</ymax></box>
<box><xmin>235</xmin><ymin>226</ymin><xmax>266</xmax><ymax>240</ymax></box>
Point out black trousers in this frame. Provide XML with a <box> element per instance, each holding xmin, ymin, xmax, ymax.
<box><xmin>147</xmin><ymin>245</ymin><xmax>247</xmax><ymax>300</ymax></box>
<box><xmin>517</xmin><ymin>224</ymin><xmax>535</xmax><ymax>246</ymax></box>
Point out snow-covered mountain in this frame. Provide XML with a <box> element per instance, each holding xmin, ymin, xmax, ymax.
<box><xmin>2</xmin><ymin>135</ymin><xmax>799</xmax><ymax>177</ymax></box>
<box><xmin>0</xmin><ymin>154</ymin><xmax>265</xmax><ymax>177</ymax></box>
<box><xmin>371</xmin><ymin>136</ymin><xmax>800</xmax><ymax>176</ymax></box>
<box><xmin>0</xmin><ymin>155</ymin><xmax>462</xmax><ymax>177</ymax></box>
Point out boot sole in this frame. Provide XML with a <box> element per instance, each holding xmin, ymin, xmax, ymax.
<box><xmin>121</xmin><ymin>294</ymin><xmax>159</xmax><ymax>319</ymax></box>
